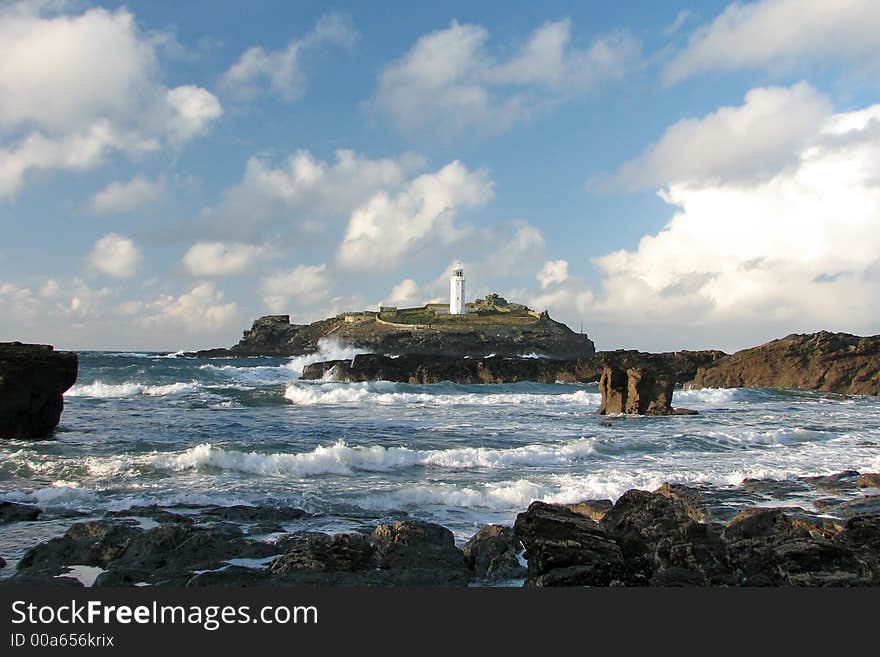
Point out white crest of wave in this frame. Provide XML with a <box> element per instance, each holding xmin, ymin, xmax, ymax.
<box><xmin>198</xmin><ymin>338</ymin><xmax>369</xmax><ymax>384</ymax></box>
<box><xmin>149</xmin><ymin>438</ymin><xmax>598</xmax><ymax>477</ymax></box>
<box><xmin>66</xmin><ymin>380</ymin><xmax>200</xmax><ymax>398</ymax></box>
<box><xmin>284</xmin><ymin>383</ymin><xmax>601</xmax><ymax>407</ymax></box>
<box><xmin>673</xmin><ymin>388</ymin><xmax>740</xmax><ymax>404</ymax></box>
<box><xmin>284</xmin><ymin>339</ymin><xmax>370</xmax><ymax>377</ymax></box>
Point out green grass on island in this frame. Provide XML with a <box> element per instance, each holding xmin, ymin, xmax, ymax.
<box><xmin>376</xmin><ymin>294</ymin><xmax>544</xmax><ymax>327</ymax></box>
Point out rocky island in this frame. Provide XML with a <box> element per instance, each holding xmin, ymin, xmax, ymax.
<box><xmin>196</xmin><ymin>294</ymin><xmax>596</xmax><ymax>360</ymax></box>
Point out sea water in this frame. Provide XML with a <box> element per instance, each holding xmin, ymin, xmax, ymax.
<box><xmin>2</xmin><ymin>344</ymin><xmax>880</xmax><ymax>572</ymax></box>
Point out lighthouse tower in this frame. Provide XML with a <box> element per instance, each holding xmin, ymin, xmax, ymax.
<box><xmin>449</xmin><ymin>261</ymin><xmax>466</xmax><ymax>314</ymax></box>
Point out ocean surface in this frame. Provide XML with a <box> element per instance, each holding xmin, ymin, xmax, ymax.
<box><xmin>2</xmin><ymin>342</ymin><xmax>880</xmax><ymax>575</ymax></box>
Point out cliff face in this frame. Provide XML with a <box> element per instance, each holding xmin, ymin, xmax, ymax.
<box><xmin>690</xmin><ymin>331</ymin><xmax>880</xmax><ymax>396</ymax></box>
<box><xmin>0</xmin><ymin>343</ymin><xmax>78</xmax><ymax>439</ymax></box>
<box><xmin>198</xmin><ymin>311</ymin><xmax>598</xmax><ymax>360</ymax></box>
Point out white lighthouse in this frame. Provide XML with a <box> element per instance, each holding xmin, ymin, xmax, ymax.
<box><xmin>449</xmin><ymin>261</ymin><xmax>466</xmax><ymax>314</ymax></box>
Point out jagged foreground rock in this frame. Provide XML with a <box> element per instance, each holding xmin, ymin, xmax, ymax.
<box><xmin>5</xmin><ymin>475</ymin><xmax>879</xmax><ymax>587</ymax></box>
<box><xmin>690</xmin><ymin>331</ymin><xmax>880</xmax><ymax>396</ymax></box>
<box><xmin>514</xmin><ymin>487</ymin><xmax>880</xmax><ymax>586</ymax></box>
<box><xmin>0</xmin><ymin>342</ymin><xmax>78</xmax><ymax>439</ymax></box>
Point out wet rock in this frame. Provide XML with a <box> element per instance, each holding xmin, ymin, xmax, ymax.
<box><xmin>654</xmin><ymin>483</ymin><xmax>711</xmax><ymax>521</ymax></box>
<box><xmin>17</xmin><ymin>520</ymin><xmax>141</xmax><ymax>576</ymax></box>
<box><xmin>462</xmin><ymin>525</ymin><xmax>525</xmax><ymax>580</ymax></box>
<box><xmin>0</xmin><ymin>556</ymin><xmax>6</xmax><ymax>568</ymax></box>
<box><xmin>187</xmin><ymin>566</ymin><xmax>275</xmax><ymax>587</ymax></box>
<box><xmin>723</xmin><ymin>508</ymin><xmax>877</xmax><ymax>586</ymax></box>
<box><xmin>248</xmin><ymin>523</ymin><xmax>286</xmax><ymax>535</ymax></box>
<box><xmin>834</xmin><ymin>495</ymin><xmax>880</xmax><ymax>517</ymax></box>
<box><xmin>600</xmin><ymin>489</ymin><xmax>702</xmax><ymax>559</ymax></box>
<box><xmin>369</xmin><ymin>520</ymin><xmax>470</xmax><ymax>585</ymax></box>
<box><xmin>655</xmin><ymin>482</ymin><xmax>764</xmax><ymax>523</ymax></box>
<box><xmin>200</xmin><ymin>505</ymin><xmax>310</xmax><ymax>523</ymax></box>
<box><xmin>92</xmin><ymin>570</ymin><xmax>151</xmax><ymax>587</ymax></box>
<box><xmin>802</xmin><ymin>471</ymin><xmax>861</xmax><ymax>492</ymax></box>
<box><xmin>270</xmin><ymin>532</ymin><xmax>375</xmax><ymax>575</ymax></box>
<box><xmin>562</xmin><ymin>499</ymin><xmax>613</xmax><ymax>523</ymax></box>
<box><xmin>515</xmin><ymin>501</ymin><xmax>627</xmax><ymax>586</ymax></box>
<box><xmin>723</xmin><ymin>508</ymin><xmax>811</xmax><ymax>542</ymax></box>
<box><xmin>738</xmin><ymin>477</ymin><xmax>812</xmax><ymax>498</ymax></box>
<box><xmin>16</xmin><ymin>519</ymin><xmax>278</xmax><ymax>586</ymax></box>
<box><xmin>110</xmin><ymin>524</ymin><xmax>276</xmax><ymax>580</ymax></box>
<box><xmin>2</xmin><ymin>574</ymin><xmax>84</xmax><ymax>587</ymax></box>
<box><xmin>858</xmin><ymin>473</ymin><xmax>880</xmax><ymax>488</ymax></box>
<box><xmin>835</xmin><ymin>515</ymin><xmax>880</xmax><ymax>551</ymax></box>
<box><xmin>0</xmin><ymin>501</ymin><xmax>42</xmax><ymax>523</ymax></box>
<box><xmin>0</xmin><ymin>342</ymin><xmax>78</xmax><ymax>438</ymax></box>
<box><xmin>105</xmin><ymin>506</ymin><xmax>195</xmax><ymax>524</ymax></box>
<box><xmin>814</xmin><ymin>498</ymin><xmax>846</xmax><ymax>511</ymax></box>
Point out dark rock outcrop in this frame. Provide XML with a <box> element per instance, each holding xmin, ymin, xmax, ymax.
<box><xmin>14</xmin><ymin>519</ymin><xmax>275</xmax><ymax>586</ymax></box>
<box><xmin>0</xmin><ymin>501</ymin><xmax>42</xmax><ymax>523</ymax></box>
<box><xmin>514</xmin><ymin>501</ymin><xmax>629</xmax><ymax>586</ymax></box>
<box><xmin>303</xmin><ymin>350</ymin><xmax>726</xmax><ymax>387</ymax></box>
<box><xmin>597</xmin><ymin>367</ymin><xmax>692</xmax><ymax>415</ymax></box>
<box><xmin>270</xmin><ymin>532</ymin><xmax>376</xmax><ymax>576</ymax></box>
<box><xmin>690</xmin><ymin>331</ymin><xmax>880</xmax><ymax>396</ymax></box>
<box><xmin>462</xmin><ymin>525</ymin><xmax>525</xmax><ymax>580</ymax></box>
<box><xmin>369</xmin><ymin>520</ymin><xmax>470</xmax><ymax>585</ymax></box>
<box><xmin>0</xmin><ymin>342</ymin><xmax>78</xmax><ymax>438</ymax></box>
<box><xmin>561</xmin><ymin>499</ymin><xmax>613</xmax><ymax>523</ymax></box>
<box><xmin>516</xmin><ymin>488</ymin><xmax>880</xmax><ymax>587</ymax></box>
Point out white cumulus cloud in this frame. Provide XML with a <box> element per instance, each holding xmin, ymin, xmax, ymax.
<box><xmin>337</xmin><ymin>161</ymin><xmax>494</xmax><ymax>270</ymax></box>
<box><xmin>87</xmin><ymin>233</ymin><xmax>143</xmax><ymax>278</ymax></box>
<box><xmin>371</xmin><ymin>19</ymin><xmax>640</xmax><ymax>138</ymax></box>
<box><xmin>589</xmin><ymin>91</ymin><xmax>880</xmax><ymax>347</ymax></box>
<box><xmin>165</xmin><ymin>85</ymin><xmax>223</xmax><ymax>142</ymax></box>
<box><xmin>90</xmin><ymin>174</ymin><xmax>164</xmax><ymax>214</ymax></box>
<box><xmin>609</xmin><ymin>82</ymin><xmax>832</xmax><ymax>188</ymax></box>
<box><xmin>261</xmin><ymin>264</ymin><xmax>331</xmax><ymax>311</ymax></box>
<box><xmin>0</xmin><ymin>3</ymin><xmax>222</xmax><ymax>198</ymax></box>
<box><xmin>221</xmin><ymin>13</ymin><xmax>357</xmax><ymax>101</ymax></box>
<box><xmin>664</xmin><ymin>0</ymin><xmax>880</xmax><ymax>83</ymax></box>
<box><xmin>182</xmin><ymin>241</ymin><xmax>275</xmax><ymax>277</ymax></box>
<box><xmin>538</xmin><ymin>260</ymin><xmax>570</xmax><ymax>289</ymax></box>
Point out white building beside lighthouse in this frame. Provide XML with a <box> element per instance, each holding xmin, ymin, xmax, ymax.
<box><xmin>449</xmin><ymin>261</ymin><xmax>466</xmax><ymax>314</ymax></box>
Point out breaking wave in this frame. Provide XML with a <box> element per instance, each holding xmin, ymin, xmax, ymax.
<box><xmin>148</xmin><ymin>439</ymin><xmax>600</xmax><ymax>477</ymax></box>
<box><xmin>199</xmin><ymin>339</ymin><xmax>369</xmax><ymax>384</ymax></box>
<box><xmin>66</xmin><ymin>381</ymin><xmax>201</xmax><ymax>398</ymax></box>
<box><xmin>284</xmin><ymin>383</ymin><xmax>601</xmax><ymax>407</ymax></box>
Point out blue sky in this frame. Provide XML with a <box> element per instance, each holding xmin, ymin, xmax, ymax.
<box><xmin>2</xmin><ymin>0</ymin><xmax>879</xmax><ymax>351</ymax></box>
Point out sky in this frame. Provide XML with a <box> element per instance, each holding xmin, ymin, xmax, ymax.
<box><xmin>1</xmin><ymin>0</ymin><xmax>880</xmax><ymax>352</ymax></box>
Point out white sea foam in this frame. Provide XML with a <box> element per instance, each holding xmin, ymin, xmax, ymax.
<box><xmin>673</xmin><ymin>388</ymin><xmax>741</xmax><ymax>405</ymax></box>
<box><xmin>147</xmin><ymin>438</ymin><xmax>599</xmax><ymax>478</ymax></box>
<box><xmin>66</xmin><ymin>380</ymin><xmax>201</xmax><ymax>398</ymax></box>
<box><xmin>284</xmin><ymin>382</ymin><xmax>601</xmax><ymax>407</ymax></box>
<box><xmin>199</xmin><ymin>339</ymin><xmax>369</xmax><ymax>384</ymax></box>
<box><xmin>3</xmin><ymin>483</ymin><xmax>99</xmax><ymax>507</ymax></box>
